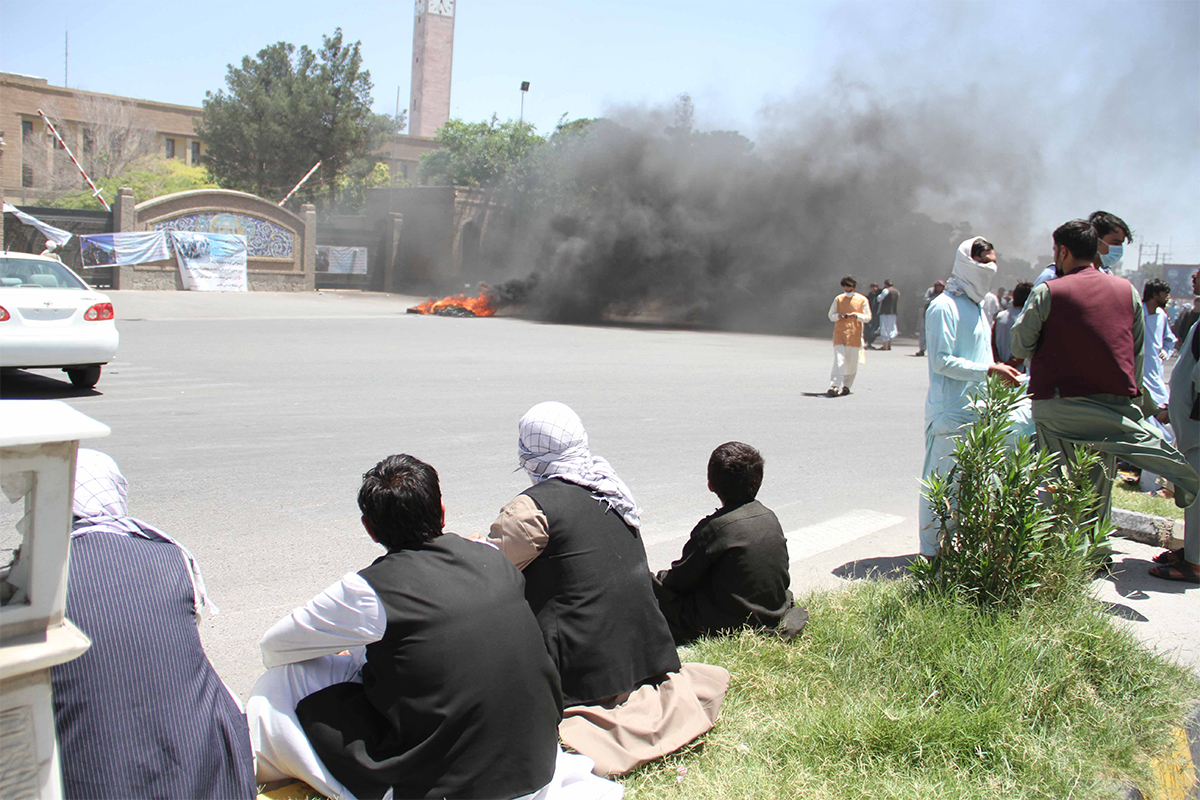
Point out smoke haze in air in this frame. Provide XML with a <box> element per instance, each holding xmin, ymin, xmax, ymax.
<box><xmin>474</xmin><ymin>0</ymin><xmax>1196</xmax><ymax>333</ymax></box>
<box><xmin>486</xmin><ymin>84</ymin><xmax>1037</xmax><ymax>333</ymax></box>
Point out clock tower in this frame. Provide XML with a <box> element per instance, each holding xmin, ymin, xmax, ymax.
<box><xmin>409</xmin><ymin>0</ymin><xmax>455</xmax><ymax>138</ymax></box>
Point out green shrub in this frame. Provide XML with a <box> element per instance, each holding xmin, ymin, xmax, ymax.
<box><xmin>911</xmin><ymin>378</ymin><xmax>1110</xmax><ymax>608</ymax></box>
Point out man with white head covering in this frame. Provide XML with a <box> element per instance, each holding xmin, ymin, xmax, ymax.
<box><xmin>51</xmin><ymin>449</ymin><xmax>256</xmax><ymax>799</ymax></box>
<box><xmin>1012</xmin><ymin>220</ymin><xmax>1198</xmax><ymax>525</ymax></box>
<box><xmin>919</xmin><ymin>237</ymin><xmax>1023</xmax><ymax>557</ymax></box>
<box><xmin>489</xmin><ymin>402</ymin><xmax>730</xmax><ymax>778</ymax></box>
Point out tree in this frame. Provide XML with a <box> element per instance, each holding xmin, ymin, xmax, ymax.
<box><xmin>34</xmin><ymin>92</ymin><xmax>161</xmax><ymax>197</ymax></box>
<box><xmin>197</xmin><ymin>29</ymin><xmax>393</xmax><ymax>205</ymax></box>
<box><xmin>39</xmin><ymin>157</ymin><xmax>217</xmax><ymax>209</ymax></box>
<box><xmin>418</xmin><ymin>116</ymin><xmax>545</xmax><ymax>188</ymax></box>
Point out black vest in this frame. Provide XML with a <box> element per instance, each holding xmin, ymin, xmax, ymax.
<box><xmin>298</xmin><ymin>534</ymin><xmax>561</xmax><ymax>800</ymax></box>
<box><xmin>522</xmin><ymin>479</ymin><xmax>681</xmax><ymax>706</ymax></box>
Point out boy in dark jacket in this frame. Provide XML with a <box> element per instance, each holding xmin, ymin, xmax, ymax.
<box><xmin>652</xmin><ymin>442</ymin><xmax>795</xmax><ymax>645</ymax></box>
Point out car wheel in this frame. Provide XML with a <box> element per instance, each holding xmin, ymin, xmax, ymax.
<box><xmin>66</xmin><ymin>366</ymin><xmax>102</xmax><ymax>389</ymax></box>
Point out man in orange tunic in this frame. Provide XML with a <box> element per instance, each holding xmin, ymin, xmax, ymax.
<box><xmin>827</xmin><ymin>276</ymin><xmax>872</xmax><ymax>397</ymax></box>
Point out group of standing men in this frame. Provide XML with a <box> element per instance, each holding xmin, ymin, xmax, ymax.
<box><xmin>908</xmin><ymin>211</ymin><xmax>1198</xmax><ymax>580</ymax></box>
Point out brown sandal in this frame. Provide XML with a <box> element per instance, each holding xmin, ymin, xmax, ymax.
<box><xmin>1152</xmin><ymin>547</ymin><xmax>1186</xmax><ymax>565</ymax></box>
<box><xmin>1148</xmin><ymin>563</ymin><xmax>1200</xmax><ymax>583</ymax></box>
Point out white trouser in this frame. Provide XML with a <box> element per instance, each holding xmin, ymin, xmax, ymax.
<box><xmin>247</xmin><ymin>656</ymin><xmax>625</xmax><ymax>800</ymax></box>
<box><xmin>829</xmin><ymin>345</ymin><xmax>860</xmax><ymax>390</ymax></box>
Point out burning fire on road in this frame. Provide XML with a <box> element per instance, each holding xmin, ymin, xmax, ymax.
<box><xmin>407</xmin><ymin>290</ymin><xmax>496</xmax><ymax>317</ymax></box>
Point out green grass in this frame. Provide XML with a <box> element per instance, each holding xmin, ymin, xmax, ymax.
<box><xmin>619</xmin><ymin>579</ymin><xmax>1198</xmax><ymax>800</ymax></box>
<box><xmin>1112</xmin><ymin>481</ymin><xmax>1185</xmax><ymax>520</ymax></box>
<box><xmin>262</xmin><ymin>579</ymin><xmax>1198</xmax><ymax>800</ymax></box>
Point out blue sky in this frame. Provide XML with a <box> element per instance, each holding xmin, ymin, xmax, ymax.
<box><xmin>2</xmin><ymin>0</ymin><xmax>1197</xmax><ymax>263</ymax></box>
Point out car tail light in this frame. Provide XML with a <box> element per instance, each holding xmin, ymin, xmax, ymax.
<box><xmin>0</xmin><ymin>306</ymin><xmax>8</xmax><ymax>322</ymax></box>
<box><xmin>84</xmin><ymin>303</ymin><xmax>114</xmax><ymax>321</ymax></box>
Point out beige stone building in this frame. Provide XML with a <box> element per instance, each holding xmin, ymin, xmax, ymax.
<box><xmin>1</xmin><ymin>70</ymin><xmax>445</xmax><ymax>202</ymax></box>
<box><xmin>0</xmin><ymin>72</ymin><xmax>207</xmax><ymax>203</ymax></box>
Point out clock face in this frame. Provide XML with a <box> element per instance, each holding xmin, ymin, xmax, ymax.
<box><xmin>430</xmin><ymin>0</ymin><xmax>454</xmax><ymax>16</ymax></box>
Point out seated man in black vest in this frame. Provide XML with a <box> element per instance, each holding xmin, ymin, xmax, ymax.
<box><xmin>652</xmin><ymin>442</ymin><xmax>796</xmax><ymax>645</ymax></box>
<box><xmin>247</xmin><ymin>454</ymin><xmax>617</xmax><ymax>800</ymax></box>
<box><xmin>489</xmin><ymin>402</ymin><xmax>729</xmax><ymax>778</ymax></box>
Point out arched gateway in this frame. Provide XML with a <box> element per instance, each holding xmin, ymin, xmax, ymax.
<box><xmin>110</xmin><ymin>188</ymin><xmax>315</xmax><ymax>291</ymax></box>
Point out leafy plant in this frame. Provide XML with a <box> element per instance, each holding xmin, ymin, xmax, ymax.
<box><xmin>910</xmin><ymin>377</ymin><xmax>1110</xmax><ymax>608</ymax></box>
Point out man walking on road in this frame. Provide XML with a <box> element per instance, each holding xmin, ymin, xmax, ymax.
<box><xmin>1010</xmin><ymin>220</ymin><xmax>1199</xmax><ymax>521</ymax></box>
<box><xmin>827</xmin><ymin>276</ymin><xmax>871</xmax><ymax>397</ymax></box>
<box><xmin>877</xmin><ymin>280</ymin><xmax>900</xmax><ymax>351</ymax></box>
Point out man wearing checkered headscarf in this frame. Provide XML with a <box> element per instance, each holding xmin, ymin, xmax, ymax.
<box><xmin>490</xmin><ymin>402</ymin><xmax>729</xmax><ymax>779</ymax></box>
<box><xmin>517</xmin><ymin>401</ymin><xmax>641</xmax><ymax>529</ymax></box>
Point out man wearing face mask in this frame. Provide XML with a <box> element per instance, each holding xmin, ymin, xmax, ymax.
<box><xmin>1032</xmin><ymin>210</ymin><xmax>1131</xmax><ymax>288</ymax></box>
<box><xmin>920</xmin><ymin>237</ymin><xmax>1022</xmax><ymax>557</ymax></box>
<box><xmin>1010</xmin><ymin>220</ymin><xmax>1198</xmax><ymax>522</ymax></box>
<box><xmin>1090</xmin><ymin>210</ymin><xmax>1132</xmax><ymax>274</ymax></box>
<box><xmin>826</xmin><ymin>276</ymin><xmax>871</xmax><ymax>397</ymax></box>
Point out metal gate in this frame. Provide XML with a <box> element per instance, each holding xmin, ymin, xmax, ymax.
<box><xmin>2</xmin><ymin>206</ymin><xmax>115</xmax><ymax>288</ymax></box>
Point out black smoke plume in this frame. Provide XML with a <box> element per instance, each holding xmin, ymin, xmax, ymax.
<box><xmin>481</xmin><ymin>86</ymin><xmax>1042</xmax><ymax>334</ymax></box>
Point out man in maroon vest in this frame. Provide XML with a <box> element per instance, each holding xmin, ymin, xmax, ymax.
<box><xmin>1010</xmin><ymin>220</ymin><xmax>1198</xmax><ymax>522</ymax></box>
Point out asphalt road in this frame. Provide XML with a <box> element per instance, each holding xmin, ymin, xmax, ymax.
<box><xmin>3</xmin><ymin>290</ymin><xmax>1197</xmax><ymax>698</ymax></box>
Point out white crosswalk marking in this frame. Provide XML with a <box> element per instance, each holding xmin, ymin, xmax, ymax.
<box><xmin>785</xmin><ymin>509</ymin><xmax>906</xmax><ymax>563</ymax></box>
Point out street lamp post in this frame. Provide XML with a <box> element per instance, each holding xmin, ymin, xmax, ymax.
<box><xmin>520</xmin><ymin>81</ymin><xmax>530</xmax><ymax>126</ymax></box>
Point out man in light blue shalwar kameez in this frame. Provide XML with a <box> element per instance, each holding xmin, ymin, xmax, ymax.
<box><xmin>920</xmin><ymin>237</ymin><xmax>1026</xmax><ymax>557</ymax></box>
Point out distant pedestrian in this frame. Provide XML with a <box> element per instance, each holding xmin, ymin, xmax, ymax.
<box><xmin>877</xmin><ymin>279</ymin><xmax>900</xmax><ymax>351</ymax></box>
<box><xmin>1172</xmin><ymin>271</ymin><xmax>1200</xmax><ymax>345</ymax></box>
<box><xmin>915</xmin><ymin>280</ymin><xmax>945</xmax><ymax>357</ymax></box>
<box><xmin>1140</xmin><ymin>278</ymin><xmax>1177</xmax><ymax>494</ymax></box>
<box><xmin>826</xmin><ymin>276</ymin><xmax>871</xmax><ymax>397</ymax></box>
<box><xmin>981</xmin><ymin>290</ymin><xmax>1000</xmax><ymax>328</ymax></box>
<box><xmin>864</xmin><ymin>283</ymin><xmax>882</xmax><ymax>349</ymax></box>
<box><xmin>1010</xmin><ymin>220</ymin><xmax>1198</xmax><ymax>522</ymax></box>
<box><xmin>992</xmin><ymin>281</ymin><xmax>1032</xmax><ymax>369</ymax></box>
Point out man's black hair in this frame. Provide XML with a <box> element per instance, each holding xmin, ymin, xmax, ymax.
<box><xmin>1143</xmin><ymin>278</ymin><xmax>1172</xmax><ymax>302</ymax></box>
<box><xmin>840</xmin><ymin>275</ymin><xmax>857</xmax><ymax>287</ymax></box>
<box><xmin>883</xmin><ymin>279</ymin><xmax>893</xmax><ymax>287</ymax></box>
<box><xmin>1012</xmin><ymin>281</ymin><xmax>1033</xmax><ymax>309</ymax></box>
<box><xmin>358</xmin><ymin>454</ymin><xmax>443</xmax><ymax>551</ymax></box>
<box><xmin>1088</xmin><ymin>210</ymin><xmax>1132</xmax><ymax>243</ymax></box>
<box><xmin>970</xmin><ymin>239</ymin><xmax>995</xmax><ymax>260</ymax></box>
<box><xmin>1052</xmin><ymin>220</ymin><xmax>1098</xmax><ymax>261</ymax></box>
<box><xmin>708</xmin><ymin>441</ymin><xmax>764</xmax><ymax>507</ymax></box>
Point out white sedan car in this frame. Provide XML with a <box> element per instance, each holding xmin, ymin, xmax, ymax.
<box><xmin>0</xmin><ymin>252</ymin><xmax>119</xmax><ymax>388</ymax></box>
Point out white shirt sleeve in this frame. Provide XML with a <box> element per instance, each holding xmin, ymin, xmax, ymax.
<box><xmin>260</xmin><ymin>571</ymin><xmax>387</xmax><ymax>669</ymax></box>
<box><xmin>828</xmin><ymin>297</ymin><xmax>840</xmax><ymax>323</ymax></box>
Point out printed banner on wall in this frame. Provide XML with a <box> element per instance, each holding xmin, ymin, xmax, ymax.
<box><xmin>316</xmin><ymin>245</ymin><xmax>369</xmax><ymax>274</ymax></box>
<box><xmin>170</xmin><ymin>232</ymin><xmax>248</xmax><ymax>292</ymax></box>
<box><xmin>79</xmin><ymin>231</ymin><xmax>171</xmax><ymax>267</ymax></box>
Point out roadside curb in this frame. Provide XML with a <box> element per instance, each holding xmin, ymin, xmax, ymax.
<box><xmin>1112</xmin><ymin>507</ymin><xmax>1185</xmax><ymax>551</ymax></box>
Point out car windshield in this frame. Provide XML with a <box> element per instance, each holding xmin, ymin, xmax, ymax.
<box><xmin>0</xmin><ymin>257</ymin><xmax>89</xmax><ymax>290</ymax></box>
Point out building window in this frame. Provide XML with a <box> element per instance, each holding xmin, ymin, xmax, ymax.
<box><xmin>22</xmin><ymin>164</ymin><xmax>34</xmax><ymax>187</ymax></box>
<box><xmin>164</xmin><ymin>138</ymin><xmax>175</xmax><ymax>159</ymax></box>
<box><xmin>191</xmin><ymin>141</ymin><xmax>201</xmax><ymax>164</ymax></box>
<box><xmin>22</xmin><ymin>120</ymin><xmax>33</xmax><ymax>141</ymax></box>
<box><xmin>83</xmin><ymin>128</ymin><xmax>94</xmax><ymax>157</ymax></box>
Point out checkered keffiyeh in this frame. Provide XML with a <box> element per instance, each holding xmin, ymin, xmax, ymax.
<box><xmin>72</xmin><ymin>449</ymin><xmax>218</xmax><ymax>616</ymax></box>
<box><xmin>518</xmin><ymin>402</ymin><xmax>642</xmax><ymax>529</ymax></box>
